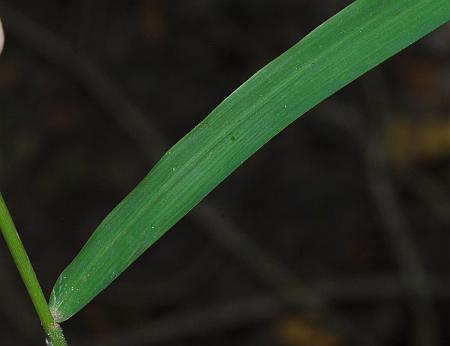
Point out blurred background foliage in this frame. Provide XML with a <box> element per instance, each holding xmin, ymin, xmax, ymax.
<box><xmin>0</xmin><ymin>1</ymin><xmax>449</xmax><ymax>345</ymax></box>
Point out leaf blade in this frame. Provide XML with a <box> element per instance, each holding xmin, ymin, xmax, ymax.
<box><xmin>50</xmin><ymin>0</ymin><xmax>450</xmax><ymax>322</ymax></box>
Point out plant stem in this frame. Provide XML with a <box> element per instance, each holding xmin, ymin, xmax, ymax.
<box><xmin>0</xmin><ymin>193</ymin><xmax>67</xmax><ymax>346</ymax></box>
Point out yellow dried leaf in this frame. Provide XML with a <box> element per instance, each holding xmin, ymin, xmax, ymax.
<box><xmin>274</xmin><ymin>315</ymin><xmax>342</xmax><ymax>346</ymax></box>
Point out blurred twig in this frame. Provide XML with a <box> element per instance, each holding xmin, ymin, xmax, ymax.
<box><xmin>317</xmin><ymin>73</ymin><xmax>441</xmax><ymax>346</ymax></box>
<box><xmin>408</xmin><ymin>171</ymin><xmax>450</xmax><ymax>225</ymax></box>
<box><xmin>79</xmin><ymin>275</ymin><xmax>450</xmax><ymax>346</ymax></box>
<box><xmin>361</xmin><ymin>72</ymin><xmax>438</xmax><ymax>346</ymax></box>
<box><xmin>311</xmin><ymin>275</ymin><xmax>450</xmax><ymax>301</ymax></box>
<box><xmin>78</xmin><ymin>295</ymin><xmax>283</xmax><ymax>346</ymax></box>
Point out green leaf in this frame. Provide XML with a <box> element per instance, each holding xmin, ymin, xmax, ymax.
<box><xmin>49</xmin><ymin>0</ymin><xmax>450</xmax><ymax>322</ymax></box>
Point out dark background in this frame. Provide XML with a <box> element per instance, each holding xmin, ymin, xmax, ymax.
<box><xmin>0</xmin><ymin>1</ymin><xmax>449</xmax><ymax>345</ymax></box>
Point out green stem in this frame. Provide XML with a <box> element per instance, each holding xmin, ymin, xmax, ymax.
<box><xmin>0</xmin><ymin>193</ymin><xmax>67</xmax><ymax>346</ymax></box>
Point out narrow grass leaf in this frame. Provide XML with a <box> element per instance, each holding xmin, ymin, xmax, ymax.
<box><xmin>50</xmin><ymin>0</ymin><xmax>450</xmax><ymax>322</ymax></box>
